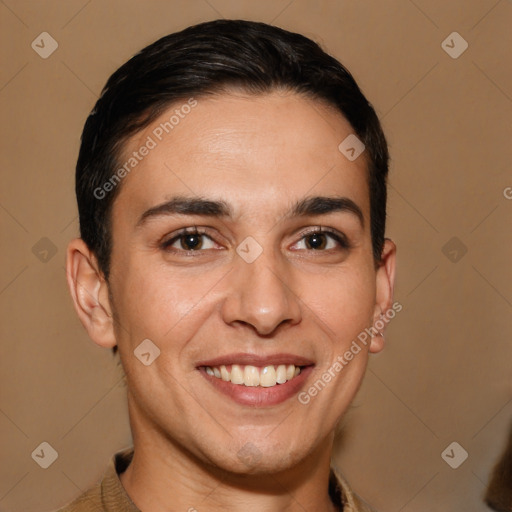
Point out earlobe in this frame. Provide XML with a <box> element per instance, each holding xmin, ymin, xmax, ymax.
<box><xmin>369</xmin><ymin>330</ymin><xmax>385</xmax><ymax>354</ymax></box>
<box><xmin>66</xmin><ymin>238</ymin><xmax>117</xmax><ymax>349</ymax></box>
<box><xmin>370</xmin><ymin>238</ymin><xmax>397</xmax><ymax>354</ymax></box>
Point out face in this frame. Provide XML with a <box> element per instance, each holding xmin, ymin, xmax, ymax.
<box><xmin>69</xmin><ymin>90</ymin><xmax>395</xmax><ymax>475</ymax></box>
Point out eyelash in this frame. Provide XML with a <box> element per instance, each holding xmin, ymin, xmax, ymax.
<box><xmin>159</xmin><ymin>226</ymin><xmax>351</xmax><ymax>253</ymax></box>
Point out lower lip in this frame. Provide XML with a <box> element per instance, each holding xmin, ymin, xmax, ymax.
<box><xmin>199</xmin><ymin>366</ymin><xmax>313</xmax><ymax>406</ymax></box>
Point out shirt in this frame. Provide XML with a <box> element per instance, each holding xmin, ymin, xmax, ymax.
<box><xmin>55</xmin><ymin>448</ymin><xmax>375</xmax><ymax>512</ymax></box>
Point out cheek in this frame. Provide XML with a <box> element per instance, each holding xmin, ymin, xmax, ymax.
<box><xmin>301</xmin><ymin>266</ymin><xmax>376</xmax><ymax>341</ymax></box>
<box><xmin>112</xmin><ymin>260</ymin><xmax>221</xmax><ymax>343</ymax></box>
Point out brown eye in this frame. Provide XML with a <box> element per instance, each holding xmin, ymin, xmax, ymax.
<box><xmin>293</xmin><ymin>229</ymin><xmax>350</xmax><ymax>251</ymax></box>
<box><xmin>179</xmin><ymin>233</ymin><xmax>203</xmax><ymax>250</ymax></box>
<box><xmin>305</xmin><ymin>232</ymin><xmax>328</xmax><ymax>250</ymax></box>
<box><xmin>161</xmin><ymin>228</ymin><xmax>217</xmax><ymax>252</ymax></box>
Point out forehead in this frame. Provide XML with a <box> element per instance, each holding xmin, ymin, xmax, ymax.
<box><xmin>113</xmin><ymin>91</ymin><xmax>370</xmax><ymax>223</ymax></box>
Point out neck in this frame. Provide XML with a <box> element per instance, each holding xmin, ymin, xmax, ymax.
<box><xmin>120</xmin><ymin>399</ymin><xmax>339</xmax><ymax>511</ymax></box>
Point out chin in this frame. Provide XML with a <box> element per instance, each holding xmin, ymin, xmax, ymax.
<box><xmin>203</xmin><ymin>439</ymin><xmax>306</xmax><ymax>476</ymax></box>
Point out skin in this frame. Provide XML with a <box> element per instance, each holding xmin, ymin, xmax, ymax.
<box><xmin>67</xmin><ymin>90</ymin><xmax>396</xmax><ymax>512</ymax></box>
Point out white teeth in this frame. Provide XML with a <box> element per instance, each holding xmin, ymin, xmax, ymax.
<box><xmin>276</xmin><ymin>364</ymin><xmax>287</xmax><ymax>384</ymax></box>
<box><xmin>231</xmin><ymin>364</ymin><xmax>244</xmax><ymax>384</ymax></box>
<box><xmin>260</xmin><ymin>366</ymin><xmax>277</xmax><ymax>387</ymax></box>
<box><xmin>220</xmin><ymin>365</ymin><xmax>230</xmax><ymax>381</ymax></box>
<box><xmin>244</xmin><ymin>365</ymin><xmax>260</xmax><ymax>386</ymax></box>
<box><xmin>204</xmin><ymin>363</ymin><xmax>303</xmax><ymax>387</ymax></box>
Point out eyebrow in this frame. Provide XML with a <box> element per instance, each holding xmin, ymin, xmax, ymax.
<box><xmin>136</xmin><ymin>195</ymin><xmax>364</xmax><ymax>228</ymax></box>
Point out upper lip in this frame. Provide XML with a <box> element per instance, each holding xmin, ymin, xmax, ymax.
<box><xmin>196</xmin><ymin>352</ymin><xmax>314</xmax><ymax>368</ymax></box>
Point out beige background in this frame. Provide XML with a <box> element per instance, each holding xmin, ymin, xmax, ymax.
<box><xmin>1</xmin><ymin>1</ymin><xmax>511</xmax><ymax>511</ymax></box>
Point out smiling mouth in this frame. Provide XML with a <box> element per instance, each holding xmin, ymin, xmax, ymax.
<box><xmin>200</xmin><ymin>364</ymin><xmax>303</xmax><ymax>388</ymax></box>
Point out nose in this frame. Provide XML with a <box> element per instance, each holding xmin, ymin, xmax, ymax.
<box><xmin>220</xmin><ymin>247</ymin><xmax>302</xmax><ymax>336</ymax></box>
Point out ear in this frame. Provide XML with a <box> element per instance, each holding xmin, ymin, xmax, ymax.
<box><xmin>65</xmin><ymin>238</ymin><xmax>117</xmax><ymax>349</ymax></box>
<box><xmin>369</xmin><ymin>238</ymin><xmax>397</xmax><ymax>354</ymax></box>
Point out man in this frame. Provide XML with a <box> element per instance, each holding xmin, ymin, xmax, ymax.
<box><xmin>60</xmin><ymin>19</ymin><xmax>396</xmax><ymax>512</ymax></box>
